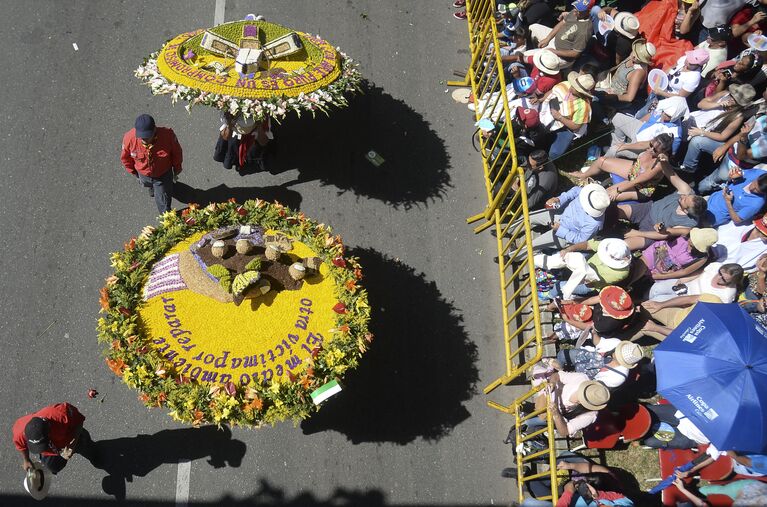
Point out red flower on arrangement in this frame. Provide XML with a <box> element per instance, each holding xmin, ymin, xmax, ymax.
<box><xmin>193</xmin><ymin>410</ymin><xmax>205</xmax><ymax>424</ymax></box>
<box><xmin>227</xmin><ymin>197</ymin><xmax>237</xmax><ymax>204</ymax></box>
<box><xmin>156</xmin><ymin>392</ymin><xmax>167</xmax><ymax>406</ymax></box>
<box><xmin>188</xmin><ymin>203</ymin><xmax>200</xmax><ymax>210</ymax></box>
<box><xmin>332</xmin><ymin>302</ymin><xmax>347</xmax><ymax>314</ymax></box>
<box><xmin>111</xmin><ymin>340</ymin><xmax>122</xmax><ymax>351</ymax></box>
<box><xmin>126</xmin><ymin>335</ymin><xmax>137</xmax><ymax>346</ymax></box>
<box><xmin>306</xmin><ymin>366</ymin><xmax>315</xmax><ymax>377</ymax></box>
<box><xmin>345</xmin><ymin>280</ymin><xmax>357</xmax><ymax>292</ymax></box>
<box><xmin>99</xmin><ymin>287</ymin><xmax>110</xmax><ymax>310</ymax></box>
<box><xmin>136</xmin><ymin>345</ymin><xmax>149</xmax><ymax>355</ymax></box>
<box><xmin>184</xmin><ymin>217</ymin><xmax>197</xmax><ymax>225</ymax></box>
<box><xmin>181</xmin><ymin>208</ymin><xmax>190</xmax><ymax>217</ymax></box>
<box><xmin>300</xmin><ymin>375</ymin><xmax>312</xmax><ymax>389</ymax></box>
<box><xmin>244</xmin><ymin>397</ymin><xmax>263</xmax><ymax>411</ymax></box>
<box><xmin>176</xmin><ymin>375</ymin><xmax>191</xmax><ymax>384</ymax></box>
<box><xmin>128</xmin><ymin>261</ymin><xmax>140</xmax><ymax>272</ymax></box>
<box><xmin>354</xmin><ymin>268</ymin><xmax>363</xmax><ymax>280</ymax></box>
<box><xmin>338</xmin><ymin>324</ymin><xmax>350</xmax><ymax>333</ymax></box>
<box><xmin>138</xmin><ymin>392</ymin><xmax>151</xmax><ymax>403</ymax></box>
<box><xmin>118</xmin><ymin>307</ymin><xmax>132</xmax><ymax>317</ymax></box>
<box><xmin>224</xmin><ymin>381</ymin><xmax>237</xmax><ymax>396</ymax></box>
<box><xmin>236</xmin><ymin>207</ymin><xmax>247</xmax><ymax>216</ymax></box>
<box><xmin>364</xmin><ymin>332</ymin><xmax>374</xmax><ymax>343</ymax></box>
<box><xmin>287</xmin><ymin>370</ymin><xmax>297</xmax><ymax>382</ymax></box>
<box><xmin>311</xmin><ymin>346</ymin><xmax>321</xmax><ymax>358</ymax></box>
<box><xmin>332</xmin><ymin>257</ymin><xmax>347</xmax><ymax>268</ymax></box>
<box><xmin>124</xmin><ymin>238</ymin><xmax>136</xmax><ymax>251</ymax></box>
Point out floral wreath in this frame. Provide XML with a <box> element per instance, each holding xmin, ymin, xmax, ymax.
<box><xmin>97</xmin><ymin>200</ymin><xmax>372</xmax><ymax>427</ymax></box>
<box><xmin>135</xmin><ymin>20</ymin><xmax>363</xmax><ymax>121</ymax></box>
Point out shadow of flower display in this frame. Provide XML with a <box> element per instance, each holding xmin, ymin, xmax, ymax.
<box><xmin>300</xmin><ymin>247</ymin><xmax>478</xmax><ymax>444</ymax></box>
<box><xmin>269</xmin><ymin>81</ymin><xmax>452</xmax><ymax>209</ymax></box>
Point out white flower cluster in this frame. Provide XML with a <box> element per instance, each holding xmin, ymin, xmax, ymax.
<box><xmin>135</xmin><ymin>52</ymin><xmax>363</xmax><ymax>122</ymax></box>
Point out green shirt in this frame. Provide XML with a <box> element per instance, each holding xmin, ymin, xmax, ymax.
<box><xmin>586</xmin><ymin>239</ymin><xmax>630</xmax><ymax>288</ymax></box>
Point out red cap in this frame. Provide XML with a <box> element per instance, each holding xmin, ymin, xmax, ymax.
<box><xmin>516</xmin><ymin>107</ymin><xmax>540</xmax><ymax>128</ymax></box>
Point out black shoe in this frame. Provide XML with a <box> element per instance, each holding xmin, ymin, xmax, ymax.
<box><xmin>504</xmin><ymin>424</ymin><xmax>527</xmax><ymax>444</ymax></box>
<box><xmin>501</xmin><ymin>466</ymin><xmax>530</xmax><ymax>479</ymax></box>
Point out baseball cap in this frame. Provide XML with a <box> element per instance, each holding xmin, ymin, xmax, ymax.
<box><xmin>571</xmin><ymin>0</ymin><xmax>594</xmax><ymax>12</ymax></box>
<box><xmin>515</xmin><ymin>107</ymin><xmax>540</xmax><ymax>128</ymax></box>
<box><xmin>25</xmin><ymin>418</ymin><xmax>50</xmax><ymax>454</ymax></box>
<box><xmin>708</xmin><ymin>25</ymin><xmax>732</xmax><ymax>42</ymax></box>
<box><xmin>135</xmin><ymin>114</ymin><xmax>156</xmax><ymax>140</ymax></box>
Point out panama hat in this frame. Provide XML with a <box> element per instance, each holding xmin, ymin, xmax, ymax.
<box><xmin>533</xmin><ymin>50</ymin><xmax>561</xmax><ymax>76</ymax></box>
<box><xmin>614</xmin><ymin>12</ymin><xmax>640</xmax><ymax>39</ymax></box>
<box><xmin>599</xmin><ymin>285</ymin><xmax>634</xmax><ymax>319</ymax></box>
<box><xmin>576</xmin><ymin>380</ymin><xmax>610</xmax><ymax>411</ymax></box>
<box><xmin>597</xmin><ymin>238</ymin><xmax>631</xmax><ymax>270</ymax></box>
<box><xmin>631</xmin><ymin>39</ymin><xmax>656</xmax><ymax>65</ymax></box>
<box><xmin>567</xmin><ymin>71</ymin><xmax>595</xmax><ymax>98</ymax></box>
<box><xmin>689</xmin><ymin>228</ymin><xmax>718</xmax><ymax>252</ymax></box>
<box><xmin>23</xmin><ymin>464</ymin><xmax>51</xmax><ymax>500</ymax></box>
<box><xmin>729</xmin><ymin>83</ymin><xmax>757</xmax><ymax>107</ymax></box>
<box><xmin>578</xmin><ymin>183</ymin><xmax>610</xmax><ymax>218</ymax></box>
<box><xmin>614</xmin><ymin>341</ymin><xmax>644</xmax><ymax>368</ymax></box>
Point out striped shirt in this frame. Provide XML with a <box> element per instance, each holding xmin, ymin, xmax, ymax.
<box><xmin>540</xmin><ymin>82</ymin><xmax>592</xmax><ymax>138</ymax></box>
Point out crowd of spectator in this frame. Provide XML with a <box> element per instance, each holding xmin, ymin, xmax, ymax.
<box><xmin>458</xmin><ymin>0</ymin><xmax>767</xmax><ymax>505</ymax></box>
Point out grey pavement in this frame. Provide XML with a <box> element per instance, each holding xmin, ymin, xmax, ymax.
<box><xmin>0</xmin><ymin>1</ymin><xmax>523</xmax><ymax>505</ymax></box>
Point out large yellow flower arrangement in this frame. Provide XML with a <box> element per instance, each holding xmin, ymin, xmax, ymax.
<box><xmin>135</xmin><ymin>20</ymin><xmax>362</xmax><ymax>121</ymax></box>
<box><xmin>97</xmin><ymin>200</ymin><xmax>372</xmax><ymax>427</ymax></box>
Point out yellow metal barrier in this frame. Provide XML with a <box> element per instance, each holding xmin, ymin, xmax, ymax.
<box><xmin>449</xmin><ymin>0</ymin><xmax>519</xmax><ymax>233</ymax></box>
<box><xmin>488</xmin><ymin>384</ymin><xmax>561</xmax><ymax>505</ymax></box>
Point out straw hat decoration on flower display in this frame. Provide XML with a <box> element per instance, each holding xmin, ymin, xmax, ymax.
<box><xmin>135</xmin><ymin>18</ymin><xmax>363</xmax><ymax>121</ymax></box>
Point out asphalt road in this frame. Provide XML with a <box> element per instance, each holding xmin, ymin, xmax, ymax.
<box><xmin>0</xmin><ymin>1</ymin><xmax>521</xmax><ymax>505</ymax></box>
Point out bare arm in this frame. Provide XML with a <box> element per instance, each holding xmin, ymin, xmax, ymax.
<box><xmin>661</xmin><ymin>163</ymin><xmax>694</xmax><ymax>195</ymax></box>
<box><xmin>18</xmin><ymin>448</ymin><xmax>32</xmax><ymax>471</ymax></box>
<box><xmin>653</xmin><ymin>256</ymin><xmax>708</xmax><ymax>280</ymax></box>
<box><xmin>679</xmin><ymin>3</ymin><xmax>700</xmax><ymax>35</ymax></box>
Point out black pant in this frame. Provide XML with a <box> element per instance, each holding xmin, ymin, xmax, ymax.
<box><xmin>38</xmin><ymin>428</ymin><xmax>96</xmax><ymax>475</ymax></box>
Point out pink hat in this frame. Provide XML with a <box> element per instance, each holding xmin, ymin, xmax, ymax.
<box><xmin>685</xmin><ymin>48</ymin><xmax>710</xmax><ymax>66</ymax></box>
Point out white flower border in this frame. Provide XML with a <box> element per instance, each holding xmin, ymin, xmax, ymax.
<box><xmin>135</xmin><ymin>47</ymin><xmax>363</xmax><ymax>122</ymax></box>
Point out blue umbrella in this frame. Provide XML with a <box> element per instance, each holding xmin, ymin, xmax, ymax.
<box><xmin>655</xmin><ymin>302</ymin><xmax>767</xmax><ymax>454</ymax></box>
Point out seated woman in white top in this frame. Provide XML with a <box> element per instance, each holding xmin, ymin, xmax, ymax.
<box><xmin>634</xmin><ymin>48</ymin><xmax>709</xmax><ymax>119</ymax></box>
<box><xmin>648</xmin><ymin>261</ymin><xmax>744</xmax><ymax>303</ymax></box>
<box><xmin>679</xmin><ymin>83</ymin><xmax>755</xmax><ymax>173</ymax></box>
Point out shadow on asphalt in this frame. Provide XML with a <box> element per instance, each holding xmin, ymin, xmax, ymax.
<box><xmin>2</xmin><ymin>479</ymin><xmax>496</xmax><ymax>506</ymax></box>
<box><xmin>300</xmin><ymin>247</ymin><xmax>478</xmax><ymax>444</ymax></box>
<box><xmin>174</xmin><ymin>182</ymin><xmax>303</xmax><ymax>210</ymax></box>
<box><xmin>268</xmin><ymin>81</ymin><xmax>452</xmax><ymax>209</ymax></box>
<box><xmin>89</xmin><ymin>425</ymin><xmax>245</xmax><ymax>500</ymax></box>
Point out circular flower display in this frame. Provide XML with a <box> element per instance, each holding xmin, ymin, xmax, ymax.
<box><xmin>97</xmin><ymin>200</ymin><xmax>371</xmax><ymax>427</ymax></box>
<box><xmin>135</xmin><ymin>20</ymin><xmax>362</xmax><ymax>121</ymax></box>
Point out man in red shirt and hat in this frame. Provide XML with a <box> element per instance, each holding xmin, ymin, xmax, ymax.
<box><xmin>13</xmin><ymin>403</ymin><xmax>95</xmax><ymax>474</ymax></box>
<box><xmin>121</xmin><ymin>114</ymin><xmax>183</xmax><ymax>214</ymax></box>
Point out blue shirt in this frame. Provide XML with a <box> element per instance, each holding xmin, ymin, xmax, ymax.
<box><xmin>636</xmin><ymin>113</ymin><xmax>683</xmax><ymax>155</ymax></box>
<box><xmin>707</xmin><ymin>169</ymin><xmax>767</xmax><ymax>226</ymax></box>
<box><xmin>555</xmin><ymin>186</ymin><xmax>605</xmax><ymax>244</ymax></box>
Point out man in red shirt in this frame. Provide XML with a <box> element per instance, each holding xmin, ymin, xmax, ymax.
<box><xmin>13</xmin><ymin>403</ymin><xmax>94</xmax><ymax>474</ymax></box>
<box><xmin>120</xmin><ymin>114</ymin><xmax>183</xmax><ymax>213</ymax></box>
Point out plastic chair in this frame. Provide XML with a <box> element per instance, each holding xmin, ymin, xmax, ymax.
<box><xmin>619</xmin><ymin>403</ymin><xmax>652</xmax><ymax>442</ymax></box>
<box><xmin>582</xmin><ymin>410</ymin><xmax>624</xmax><ymax>449</ymax></box>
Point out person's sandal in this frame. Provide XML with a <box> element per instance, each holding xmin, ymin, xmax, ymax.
<box><xmin>453</xmin><ymin>10</ymin><xmax>467</xmax><ymax>19</ymax></box>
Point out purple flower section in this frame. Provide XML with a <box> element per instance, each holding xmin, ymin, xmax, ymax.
<box><xmin>243</xmin><ymin>25</ymin><xmax>258</xmax><ymax>37</ymax></box>
<box><xmin>183</xmin><ymin>49</ymin><xmax>196</xmax><ymax>61</ymax></box>
<box><xmin>192</xmin><ymin>251</ymin><xmax>221</xmax><ymax>283</ymax></box>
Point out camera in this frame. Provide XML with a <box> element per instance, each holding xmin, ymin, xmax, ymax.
<box><xmin>575</xmin><ymin>480</ymin><xmax>594</xmax><ymax>503</ymax></box>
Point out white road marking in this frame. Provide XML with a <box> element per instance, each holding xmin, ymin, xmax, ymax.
<box><xmin>214</xmin><ymin>0</ymin><xmax>226</xmax><ymax>25</ymax></box>
<box><xmin>175</xmin><ymin>460</ymin><xmax>191</xmax><ymax>507</ymax></box>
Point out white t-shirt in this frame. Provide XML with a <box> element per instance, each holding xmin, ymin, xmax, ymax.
<box><xmin>666</xmin><ymin>57</ymin><xmax>702</xmax><ymax>95</ymax></box>
<box><xmin>697</xmin><ymin>41</ymin><xmax>729</xmax><ymax>78</ymax></box>
<box><xmin>685</xmin><ymin>262</ymin><xmax>737</xmax><ymax>303</ymax></box>
<box><xmin>675</xmin><ymin>410</ymin><xmax>710</xmax><ymax>444</ymax></box>
<box><xmin>559</xmin><ymin>371</ymin><xmax>599</xmax><ymax>436</ymax></box>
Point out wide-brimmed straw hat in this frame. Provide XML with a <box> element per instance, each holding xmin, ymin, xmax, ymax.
<box><xmin>567</xmin><ymin>71</ymin><xmax>595</xmax><ymax>98</ymax></box>
<box><xmin>614</xmin><ymin>341</ymin><xmax>644</xmax><ymax>368</ymax></box>
<box><xmin>729</xmin><ymin>83</ymin><xmax>757</xmax><ymax>107</ymax></box>
<box><xmin>576</xmin><ymin>380</ymin><xmax>610</xmax><ymax>411</ymax></box>
<box><xmin>631</xmin><ymin>39</ymin><xmax>656</xmax><ymax>65</ymax></box>
<box><xmin>597</xmin><ymin>238</ymin><xmax>631</xmax><ymax>270</ymax></box>
<box><xmin>599</xmin><ymin>286</ymin><xmax>634</xmax><ymax>319</ymax></box>
<box><xmin>689</xmin><ymin>228</ymin><xmax>718</xmax><ymax>252</ymax></box>
<box><xmin>578</xmin><ymin>183</ymin><xmax>610</xmax><ymax>218</ymax></box>
<box><xmin>614</xmin><ymin>12</ymin><xmax>640</xmax><ymax>39</ymax></box>
<box><xmin>533</xmin><ymin>50</ymin><xmax>561</xmax><ymax>76</ymax></box>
